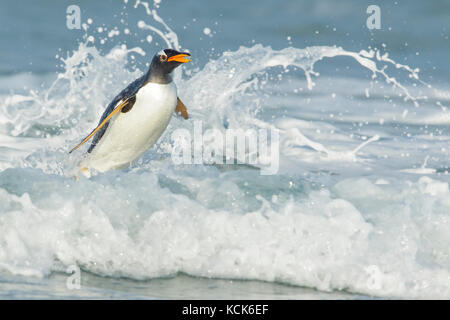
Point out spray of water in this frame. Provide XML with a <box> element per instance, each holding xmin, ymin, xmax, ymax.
<box><xmin>0</xmin><ymin>0</ymin><xmax>449</xmax><ymax>299</ymax></box>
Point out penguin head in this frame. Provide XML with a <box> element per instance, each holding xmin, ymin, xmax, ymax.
<box><xmin>148</xmin><ymin>49</ymin><xmax>191</xmax><ymax>83</ymax></box>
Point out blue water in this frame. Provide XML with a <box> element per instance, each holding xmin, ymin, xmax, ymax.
<box><xmin>0</xmin><ymin>0</ymin><xmax>449</xmax><ymax>299</ymax></box>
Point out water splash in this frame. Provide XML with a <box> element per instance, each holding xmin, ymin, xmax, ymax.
<box><xmin>0</xmin><ymin>0</ymin><xmax>449</xmax><ymax>300</ymax></box>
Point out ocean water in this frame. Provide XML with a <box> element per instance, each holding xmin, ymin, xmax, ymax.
<box><xmin>0</xmin><ymin>0</ymin><xmax>449</xmax><ymax>299</ymax></box>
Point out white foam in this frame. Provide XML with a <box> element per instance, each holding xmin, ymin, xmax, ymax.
<box><xmin>0</xmin><ymin>170</ymin><xmax>449</xmax><ymax>298</ymax></box>
<box><xmin>0</xmin><ymin>2</ymin><xmax>449</xmax><ymax>299</ymax></box>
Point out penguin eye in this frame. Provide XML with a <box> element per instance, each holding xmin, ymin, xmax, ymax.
<box><xmin>160</xmin><ymin>54</ymin><xmax>167</xmax><ymax>62</ymax></box>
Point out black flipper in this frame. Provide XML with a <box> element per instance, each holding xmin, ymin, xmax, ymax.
<box><xmin>79</xmin><ymin>75</ymin><xmax>147</xmax><ymax>154</ymax></box>
<box><xmin>121</xmin><ymin>95</ymin><xmax>136</xmax><ymax>113</ymax></box>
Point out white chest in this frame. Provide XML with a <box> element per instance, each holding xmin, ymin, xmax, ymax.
<box><xmin>86</xmin><ymin>82</ymin><xmax>177</xmax><ymax>172</ymax></box>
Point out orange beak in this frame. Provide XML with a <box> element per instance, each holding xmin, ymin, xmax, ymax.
<box><xmin>167</xmin><ymin>53</ymin><xmax>191</xmax><ymax>63</ymax></box>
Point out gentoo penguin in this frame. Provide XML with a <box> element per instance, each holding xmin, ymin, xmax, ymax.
<box><xmin>69</xmin><ymin>48</ymin><xmax>191</xmax><ymax>176</ymax></box>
